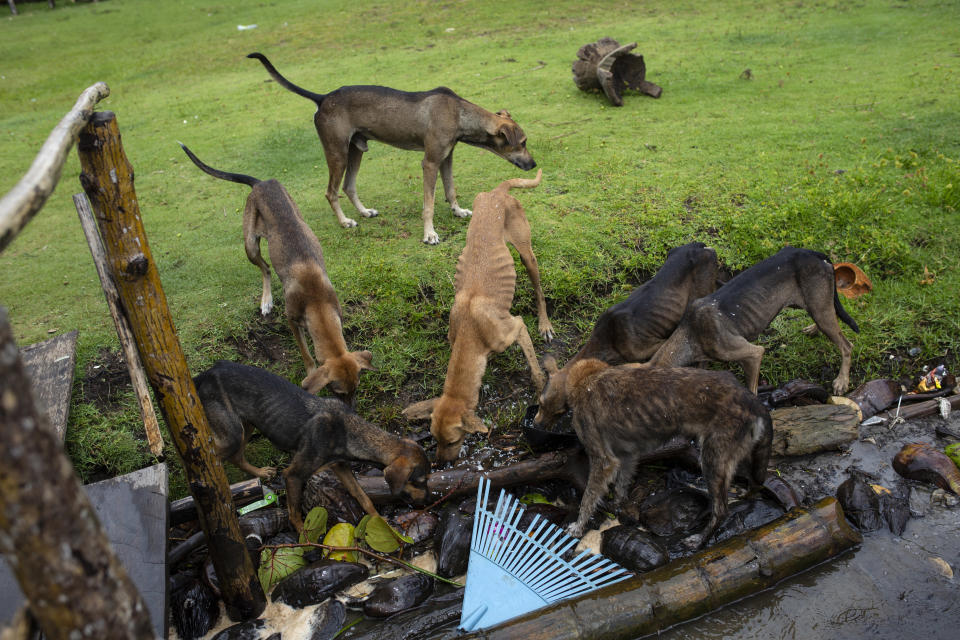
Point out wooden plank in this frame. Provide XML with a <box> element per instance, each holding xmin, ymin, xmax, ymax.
<box><xmin>20</xmin><ymin>330</ymin><xmax>78</xmax><ymax>442</ymax></box>
<box><xmin>0</xmin><ymin>464</ymin><xmax>169</xmax><ymax>638</ymax></box>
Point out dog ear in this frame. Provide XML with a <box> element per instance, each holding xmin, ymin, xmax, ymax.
<box><xmin>461</xmin><ymin>411</ymin><xmax>489</xmax><ymax>435</ymax></box>
<box><xmin>496</xmin><ymin>122</ymin><xmax>524</xmax><ymax>147</ymax></box>
<box><xmin>402</xmin><ymin>397</ymin><xmax>437</xmax><ymax>421</ymax></box>
<box><xmin>542</xmin><ymin>355</ymin><xmax>560</xmax><ymax>376</ymax></box>
<box><xmin>352</xmin><ymin>350</ymin><xmax>376</xmax><ymax>371</ymax></box>
<box><xmin>301</xmin><ymin>365</ymin><xmax>332</xmax><ymax>395</ymax></box>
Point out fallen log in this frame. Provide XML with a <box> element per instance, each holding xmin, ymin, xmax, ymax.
<box><xmin>445</xmin><ymin>497</ymin><xmax>860</xmax><ymax>640</ymax></box>
<box><xmin>770</xmin><ymin>404</ymin><xmax>859</xmax><ymax>456</ymax></box>
<box><xmin>352</xmin><ymin>440</ymin><xmax>699</xmax><ymax>504</ymax></box>
<box><xmin>879</xmin><ymin>393</ymin><xmax>960</xmax><ymax>423</ymax></box>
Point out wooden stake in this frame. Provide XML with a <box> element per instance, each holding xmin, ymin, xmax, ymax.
<box><xmin>73</xmin><ymin>192</ymin><xmax>164</xmax><ymax>458</ymax></box>
<box><xmin>77</xmin><ymin>111</ymin><xmax>265</xmax><ymax>621</ymax></box>
<box><xmin>0</xmin><ymin>308</ymin><xmax>155</xmax><ymax>640</ymax></box>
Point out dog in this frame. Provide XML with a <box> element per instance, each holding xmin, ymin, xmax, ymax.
<box><xmin>194</xmin><ymin>361</ymin><xmax>429</xmax><ymax>532</ymax></box>
<box><xmin>535</xmin><ymin>242</ymin><xmax>717</xmax><ymax>427</ymax></box>
<box><xmin>247</xmin><ymin>52</ymin><xmax>536</xmax><ymax>244</ymax></box>
<box><xmin>536</xmin><ymin>358</ymin><xmax>772</xmax><ymax>546</ymax></box>
<box><xmin>648</xmin><ymin>246</ymin><xmax>859</xmax><ymax>394</ymax></box>
<box><xmin>402</xmin><ymin>170</ymin><xmax>552</xmax><ymax>462</ymax></box>
<box><xmin>180</xmin><ymin>144</ymin><xmax>373</xmax><ymax>404</ymax></box>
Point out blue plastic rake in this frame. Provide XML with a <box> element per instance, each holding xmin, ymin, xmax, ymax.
<box><xmin>459</xmin><ymin>477</ymin><xmax>631</xmax><ymax>631</ymax></box>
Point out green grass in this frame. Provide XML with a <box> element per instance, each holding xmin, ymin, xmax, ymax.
<box><xmin>2</xmin><ymin>0</ymin><xmax>959</xmax><ymax>497</ymax></box>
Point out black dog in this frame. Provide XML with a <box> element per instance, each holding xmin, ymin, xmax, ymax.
<box><xmin>194</xmin><ymin>361</ymin><xmax>428</xmax><ymax>531</ymax></box>
<box><xmin>649</xmin><ymin>246</ymin><xmax>858</xmax><ymax>394</ymax></box>
<box><xmin>535</xmin><ymin>242</ymin><xmax>717</xmax><ymax>427</ymax></box>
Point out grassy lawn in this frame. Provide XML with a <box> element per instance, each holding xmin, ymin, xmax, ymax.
<box><xmin>2</xmin><ymin>0</ymin><xmax>959</xmax><ymax>497</ymax></box>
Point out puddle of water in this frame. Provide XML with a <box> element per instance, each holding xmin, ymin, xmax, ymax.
<box><xmin>656</xmin><ymin>413</ymin><xmax>960</xmax><ymax>640</ymax></box>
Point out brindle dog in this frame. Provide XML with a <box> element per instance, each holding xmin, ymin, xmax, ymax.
<box><xmin>537</xmin><ymin>359</ymin><xmax>772</xmax><ymax>547</ymax></box>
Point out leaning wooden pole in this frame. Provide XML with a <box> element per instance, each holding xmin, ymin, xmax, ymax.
<box><xmin>77</xmin><ymin>111</ymin><xmax>266</xmax><ymax>621</ymax></box>
<box><xmin>74</xmin><ymin>192</ymin><xmax>164</xmax><ymax>458</ymax></box>
<box><xmin>0</xmin><ymin>308</ymin><xmax>155</xmax><ymax>640</ymax></box>
<box><xmin>452</xmin><ymin>497</ymin><xmax>861</xmax><ymax>640</ymax></box>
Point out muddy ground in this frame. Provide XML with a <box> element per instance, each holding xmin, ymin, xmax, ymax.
<box><xmin>78</xmin><ymin>314</ymin><xmax>960</xmax><ymax>639</ymax></box>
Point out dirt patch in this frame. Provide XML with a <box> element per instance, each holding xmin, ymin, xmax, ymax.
<box><xmin>81</xmin><ymin>348</ymin><xmax>132</xmax><ymax>413</ymax></box>
<box><xmin>226</xmin><ymin>312</ymin><xmax>294</xmax><ymax>367</ymax></box>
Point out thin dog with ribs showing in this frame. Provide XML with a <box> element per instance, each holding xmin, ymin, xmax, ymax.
<box><xmin>536</xmin><ymin>359</ymin><xmax>772</xmax><ymax>547</ymax></box>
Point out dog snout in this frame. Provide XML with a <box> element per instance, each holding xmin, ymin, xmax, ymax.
<box><xmin>514</xmin><ymin>158</ymin><xmax>537</xmax><ymax>170</ymax></box>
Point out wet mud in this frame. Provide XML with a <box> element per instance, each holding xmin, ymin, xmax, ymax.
<box><xmin>655</xmin><ymin>412</ymin><xmax>960</xmax><ymax>640</ymax></box>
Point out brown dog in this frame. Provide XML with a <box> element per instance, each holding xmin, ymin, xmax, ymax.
<box><xmin>180</xmin><ymin>144</ymin><xmax>373</xmax><ymax>403</ymax></box>
<box><xmin>248</xmin><ymin>53</ymin><xmax>536</xmax><ymax>244</ymax></box>
<box><xmin>535</xmin><ymin>242</ymin><xmax>717</xmax><ymax>427</ymax></box>
<box><xmin>194</xmin><ymin>361</ymin><xmax>428</xmax><ymax>532</ymax></box>
<box><xmin>537</xmin><ymin>359</ymin><xmax>772</xmax><ymax>547</ymax></box>
<box><xmin>403</xmin><ymin>170</ymin><xmax>552</xmax><ymax>462</ymax></box>
<box><xmin>648</xmin><ymin>246</ymin><xmax>859</xmax><ymax>394</ymax></box>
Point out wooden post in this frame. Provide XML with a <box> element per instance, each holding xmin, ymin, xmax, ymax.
<box><xmin>0</xmin><ymin>308</ymin><xmax>155</xmax><ymax>640</ymax></box>
<box><xmin>76</xmin><ymin>111</ymin><xmax>265</xmax><ymax>621</ymax></box>
<box><xmin>7</xmin><ymin>0</ymin><xmax>17</xmax><ymax>16</ymax></box>
<box><xmin>74</xmin><ymin>192</ymin><xmax>164</xmax><ymax>457</ymax></box>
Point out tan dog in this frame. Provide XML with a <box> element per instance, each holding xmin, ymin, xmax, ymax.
<box><xmin>403</xmin><ymin>170</ymin><xmax>552</xmax><ymax>462</ymax></box>
<box><xmin>181</xmin><ymin>144</ymin><xmax>373</xmax><ymax>404</ymax></box>
<box><xmin>248</xmin><ymin>53</ymin><xmax>536</xmax><ymax>244</ymax></box>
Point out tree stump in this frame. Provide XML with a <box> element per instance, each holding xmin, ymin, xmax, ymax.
<box><xmin>572</xmin><ymin>38</ymin><xmax>662</xmax><ymax>106</ymax></box>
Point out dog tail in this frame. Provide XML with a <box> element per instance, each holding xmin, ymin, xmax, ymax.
<box><xmin>179</xmin><ymin>143</ymin><xmax>260</xmax><ymax>187</ymax></box>
<box><xmin>833</xmin><ymin>289</ymin><xmax>860</xmax><ymax>333</ymax></box>
<box><xmin>497</xmin><ymin>168</ymin><xmax>543</xmax><ymax>193</ymax></box>
<box><xmin>247</xmin><ymin>53</ymin><xmax>327</xmax><ymax>105</ymax></box>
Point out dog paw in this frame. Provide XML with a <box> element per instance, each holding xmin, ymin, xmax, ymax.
<box><xmin>260</xmin><ymin>300</ymin><xmax>274</xmax><ymax>316</ymax></box>
<box><xmin>832</xmin><ymin>377</ymin><xmax>850</xmax><ymax>395</ymax></box>
<box><xmin>565</xmin><ymin>522</ymin><xmax>585</xmax><ymax>538</ymax></box>
<box><xmin>423</xmin><ymin>231</ymin><xmax>441</xmax><ymax>245</ymax></box>
<box><xmin>361</xmin><ymin>208</ymin><xmax>379</xmax><ymax>218</ymax></box>
<box><xmin>256</xmin><ymin>466</ymin><xmax>278</xmax><ymax>480</ymax></box>
<box><xmin>452</xmin><ymin>205</ymin><xmax>472</xmax><ymax>218</ymax></box>
<box><xmin>340</xmin><ymin>217</ymin><xmax>358</xmax><ymax>228</ymax></box>
<box><xmin>539</xmin><ymin>323</ymin><xmax>555</xmax><ymax>343</ymax></box>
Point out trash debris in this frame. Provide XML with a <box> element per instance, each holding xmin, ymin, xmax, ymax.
<box><xmin>893</xmin><ymin>443</ymin><xmax>960</xmax><ymax>495</ymax></box>
<box><xmin>363</xmin><ymin>574</ymin><xmax>434</xmax><ymax>618</ymax></box>
<box><xmin>845</xmin><ymin>379</ymin><xmax>900</xmax><ymax>420</ymax></box>
<box><xmin>916</xmin><ymin>364</ymin><xmax>948</xmax><ymax>393</ymax></box>
<box><xmin>928</xmin><ymin>556</ymin><xmax>953</xmax><ymax>579</ymax></box>
<box><xmin>833</xmin><ymin>262</ymin><xmax>872</xmax><ymax>299</ymax></box>
<box><xmin>919</xmin><ymin>265</ymin><xmax>936</xmax><ymax>285</ymax></box>
<box><xmin>600</xmin><ymin>525</ymin><xmax>669</xmax><ymax>573</ymax></box>
<box><xmin>237</xmin><ymin>486</ymin><xmax>276</xmax><ymax>515</ymax></box>
<box><xmin>237</xmin><ymin>24</ymin><xmax>258</xmax><ymax>30</ymax></box>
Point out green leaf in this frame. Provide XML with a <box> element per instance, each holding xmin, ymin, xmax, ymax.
<box><xmin>362</xmin><ymin>515</ymin><xmax>412</xmax><ymax>553</ymax></box>
<box><xmin>323</xmin><ymin>523</ymin><xmax>357</xmax><ymax>562</ymax></box>
<box><xmin>299</xmin><ymin>506</ymin><xmax>328</xmax><ymax>544</ymax></box>
<box><xmin>354</xmin><ymin>514</ymin><xmax>372</xmax><ymax>543</ymax></box>
<box><xmin>520</xmin><ymin>493</ymin><xmax>551</xmax><ymax>505</ymax></box>
<box><xmin>258</xmin><ymin>546</ymin><xmax>306</xmax><ymax>593</ymax></box>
